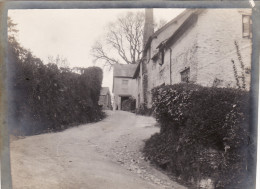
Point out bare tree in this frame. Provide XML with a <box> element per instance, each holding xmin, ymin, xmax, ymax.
<box><xmin>47</xmin><ymin>55</ymin><xmax>70</xmax><ymax>68</ymax></box>
<box><xmin>91</xmin><ymin>11</ymin><xmax>145</xmax><ymax>67</ymax></box>
<box><xmin>154</xmin><ymin>19</ymin><xmax>167</xmax><ymax>31</ymax></box>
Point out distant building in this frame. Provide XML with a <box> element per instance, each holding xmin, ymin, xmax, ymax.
<box><xmin>98</xmin><ymin>87</ymin><xmax>112</xmax><ymax>110</ymax></box>
<box><xmin>112</xmin><ymin>64</ymin><xmax>138</xmax><ymax>110</ymax></box>
<box><xmin>134</xmin><ymin>9</ymin><xmax>252</xmax><ymax>108</ymax></box>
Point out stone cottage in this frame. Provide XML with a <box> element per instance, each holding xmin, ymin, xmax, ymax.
<box><xmin>98</xmin><ymin>87</ymin><xmax>112</xmax><ymax>110</ymax></box>
<box><xmin>113</xmin><ymin>64</ymin><xmax>137</xmax><ymax>110</ymax></box>
<box><xmin>134</xmin><ymin>9</ymin><xmax>252</xmax><ymax>108</ymax></box>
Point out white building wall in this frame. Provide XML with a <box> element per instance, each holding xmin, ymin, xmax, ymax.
<box><xmin>149</xmin><ymin>9</ymin><xmax>252</xmax><ymax>91</ymax></box>
<box><xmin>140</xmin><ymin>9</ymin><xmax>252</xmax><ymax>108</ymax></box>
<box><xmin>113</xmin><ymin>78</ymin><xmax>137</xmax><ymax>96</ymax></box>
<box><xmin>168</xmin><ymin>19</ymin><xmax>199</xmax><ymax>85</ymax></box>
<box><xmin>145</xmin><ymin>12</ymin><xmax>199</xmax><ymax>108</ymax></box>
<box><xmin>149</xmin><ymin>11</ymin><xmax>195</xmax><ymax>58</ymax></box>
<box><xmin>196</xmin><ymin>9</ymin><xmax>252</xmax><ymax>89</ymax></box>
<box><xmin>113</xmin><ymin>77</ymin><xmax>137</xmax><ymax>110</ymax></box>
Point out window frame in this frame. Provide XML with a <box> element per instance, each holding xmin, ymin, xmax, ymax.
<box><xmin>158</xmin><ymin>50</ymin><xmax>164</xmax><ymax>66</ymax></box>
<box><xmin>122</xmin><ymin>79</ymin><xmax>129</xmax><ymax>85</ymax></box>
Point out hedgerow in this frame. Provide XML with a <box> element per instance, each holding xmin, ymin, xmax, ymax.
<box><xmin>8</xmin><ymin>38</ymin><xmax>104</xmax><ymax>136</ymax></box>
<box><xmin>143</xmin><ymin>83</ymin><xmax>253</xmax><ymax>188</ymax></box>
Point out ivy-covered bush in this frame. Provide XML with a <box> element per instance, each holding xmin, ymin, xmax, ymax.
<box><xmin>121</xmin><ymin>97</ymin><xmax>136</xmax><ymax>112</ymax></box>
<box><xmin>143</xmin><ymin>83</ymin><xmax>252</xmax><ymax>188</ymax></box>
<box><xmin>8</xmin><ymin>41</ymin><xmax>104</xmax><ymax>136</ymax></box>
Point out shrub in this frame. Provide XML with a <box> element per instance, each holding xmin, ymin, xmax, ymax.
<box><xmin>144</xmin><ymin>83</ymin><xmax>252</xmax><ymax>188</ymax></box>
<box><xmin>8</xmin><ymin>42</ymin><xmax>105</xmax><ymax>135</ymax></box>
<box><xmin>121</xmin><ymin>97</ymin><xmax>136</xmax><ymax>112</ymax></box>
<box><xmin>136</xmin><ymin>103</ymin><xmax>153</xmax><ymax>116</ymax></box>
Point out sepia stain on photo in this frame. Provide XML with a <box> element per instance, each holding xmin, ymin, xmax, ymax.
<box><xmin>1</xmin><ymin>2</ymin><xmax>258</xmax><ymax>189</ymax></box>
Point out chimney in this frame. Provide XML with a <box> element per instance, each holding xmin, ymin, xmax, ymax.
<box><xmin>143</xmin><ymin>9</ymin><xmax>154</xmax><ymax>49</ymax></box>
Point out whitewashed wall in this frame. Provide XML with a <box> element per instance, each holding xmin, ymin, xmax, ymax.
<box><xmin>138</xmin><ymin>9</ymin><xmax>252</xmax><ymax>108</ymax></box>
<box><xmin>196</xmin><ymin>9</ymin><xmax>252</xmax><ymax>89</ymax></box>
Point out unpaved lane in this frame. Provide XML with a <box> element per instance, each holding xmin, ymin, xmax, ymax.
<box><xmin>10</xmin><ymin>111</ymin><xmax>186</xmax><ymax>189</ymax></box>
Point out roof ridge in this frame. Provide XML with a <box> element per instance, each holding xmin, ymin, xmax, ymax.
<box><xmin>152</xmin><ymin>9</ymin><xmax>190</xmax><ymax>37</ymax></box>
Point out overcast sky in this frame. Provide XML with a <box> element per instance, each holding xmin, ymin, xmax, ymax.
<box><xmin>8</xmin><ymin>9</ymin><xmax>185</xmax><ymax>92</ymax></box>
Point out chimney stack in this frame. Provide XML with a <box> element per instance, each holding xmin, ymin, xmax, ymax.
<box><xmin>143</xmin><ymin>9</ymin><xmax>154</xmax><ymax>49</ymax></box>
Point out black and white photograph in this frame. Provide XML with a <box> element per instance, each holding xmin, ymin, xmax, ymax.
<box><xmin>1</xmin><ymin>1</ymin><xmax>259</xmax><ymax>189</ymax></box>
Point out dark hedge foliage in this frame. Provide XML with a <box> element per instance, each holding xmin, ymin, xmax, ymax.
<box><xmin>8</xmin><ymin>40</ymin><xmax>104</xmax><ymax>136</ymax></box>
<box><xmin>121</xmin><ymin>97</ymin><xmax>136</xmax><ymax>112</ymax></box>
<box><xmin>136</xmin><ymin>103</ymin><xmax>153</xmax><ymax>116</ymax></box>
<box><xmin>143</xmin><ymin>83</ymin><xmax>253</xmax><ymax>188</ymax></box>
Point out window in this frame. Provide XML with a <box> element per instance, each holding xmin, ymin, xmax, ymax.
<box><xmin>158</xmin><ymin>50</ymin><xmax>164</xmax><ymax>65</ymax></box>
<box><xmin>180</xmin><ymin>67</ymin><xmax>190</xmax><ymax>83</ymax></box>
<box><xmin>242</xmin><ymin>15</ymin><xmax>252</xmax><ymax>39</ymax></box>
<box><xmin>148</xmin><ymin>47</ymin><xmax>151</xmax><ymax>60</ymax></box>
<box><xmin>122</xmin><ymin>79</ymin><xmax>128</xmax><ymax>85</ymax></box>
<box><xmin>152</xmin><ymin>51</ymin><xmax>159</xmax><ymax>62</ymax></box>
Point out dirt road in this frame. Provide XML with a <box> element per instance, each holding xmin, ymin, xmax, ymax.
<box><xmin>10</xmin><ymin>111</ymin><xmax>186</xmax><ymax>189</ymax></box>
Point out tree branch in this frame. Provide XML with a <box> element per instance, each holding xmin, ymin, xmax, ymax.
<box><xmin>90</xmin><ymin>11</ymin><xmax>145</xmax><ymax>66</ymax></box>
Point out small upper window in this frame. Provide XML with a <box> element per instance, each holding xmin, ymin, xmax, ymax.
<box><xmin>242</xmin><ymin>15</ymin><xmax>252</xmax><ymax>39</ymax></box>
<box><xmin>148</xmin><ymin>47</ymin><xmax>151</xmax><ymax>60</ymax></box>
<box><xmin>152</xmin><ymin>51</ymin><xmax>159</xmax><ymax>62</ymax></box>
<box><xmin>158</xmin><ymin>50</ymin><xmax>164</xmax><ymax>66</ymax></box>
<box><xmin>180</xmin><ymin>67</ymin><xmax>190</xmax><ymax>83</ymax></box>
<box><xmin>122</xmin><ymin>80</ymin><xmax>128</xmax><ymax>85</ymax></box>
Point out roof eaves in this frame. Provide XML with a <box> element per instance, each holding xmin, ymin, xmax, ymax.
<box><xmin>133</xmin><ymin>61</ymin><xmax>141</xmax><ymax>79</ymax></box>
<box><xmin>164</xmin><ymin>12</ymin><xmax>198</xmax><ymax>49</ymax></box>
<box><xmin>156</xmin><ymin>10</ymin><xmax>201</xmax><ymax>51</ymax></box>
<box><xmin>143</xmin><ymin>9</ymin><xmax>192</xmax><ymax>54</ymax></box>
<box><xmin>152</xmin><ymin>9</ymin><xmax>189</xmax><ymax>37</ymax></box>
<box><xmin>114</xmin><ymin>76</ymin><xmax>134</xmax><ymax>79</ymax></box>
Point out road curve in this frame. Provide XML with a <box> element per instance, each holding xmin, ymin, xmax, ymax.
<box><xmin>10</xmin><ymin>111</ymin><xmax>186</xmax><ymax>189</ymax></box>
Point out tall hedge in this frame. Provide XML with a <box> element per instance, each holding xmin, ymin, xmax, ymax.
<box><xmin>144</xmin><ymin>84</ymin><xmax>253</xmax><ymax>188</ymax></box>
<box><xmin>8</xmin><ymin>40</ymin><xmax>104</xmax><ymax>136</ymax></box>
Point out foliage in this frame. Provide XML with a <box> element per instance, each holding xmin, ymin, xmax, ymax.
<box><xmin>143</xmin><ymin>83</ymin><xmax>252</xmax><ymax>188</ymax></box>
<box><xmin>231</xmin><ymin>40</ymin><xmax>250</xmax><ymax>90</ymax></box>
<box><xmin>8</xmin><ymin>16</ymin><xmax>18</xmax><ymax>43</ymax></box>
<box><xmin>135</xmin><ymin>103</ymin><xmax>152</xmax><ymax>116</ymax></box>
<box><xmin>8</xmin><ymin>17</ymin><xmax>104</xmax><ymax>135</ymax></box>
<box><xmin>121</xmin><ymin>97</ymin><xmax>136</xmax><ymax>112</ymax></box>
<box><xmin>47</xmin><ymin>55</ymin><xmax>70</xmax><ymax>68</ymax></box>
